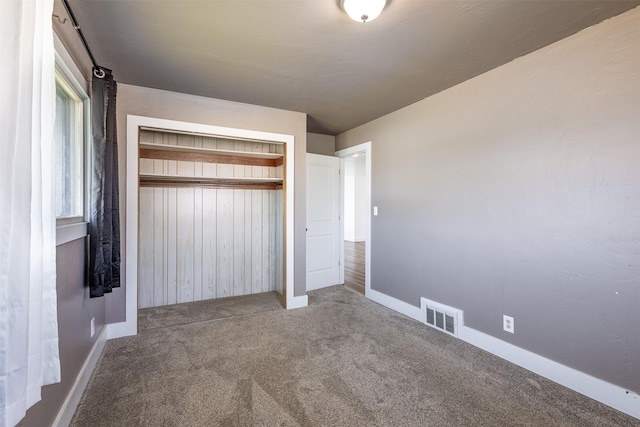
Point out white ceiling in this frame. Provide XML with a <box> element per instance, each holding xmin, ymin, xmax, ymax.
<box><xmin>63</xmin><ymin>1</ymin><xmax>639</xmax><ymax>135</ymax></box>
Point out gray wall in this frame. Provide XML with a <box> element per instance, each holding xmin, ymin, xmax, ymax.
<box><xmin>114</xmin><ymin>84</ymin><xmax>308</xmax><ymax>321</ymax></box>
<box><xmin>19</xmin><ymin>239</ymin><xmax>106</xmax><ymax>427</ymax></box>
<box><xmin>336</xmin><ymin>9</ymin><xmax>640</xmax><ymax>392</ymax></box>
<box><xmin>307</xmin><ymin>132</ymin><xmax>335</xmax><ymax>155</ymax></box>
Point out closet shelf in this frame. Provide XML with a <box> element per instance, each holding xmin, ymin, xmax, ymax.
<box><xmin>139</xmin><ymin>142</ymin><xmax>284</xmax><ymax>167</ymax></box>
<box><xmin>139</xmin><ymin>174</ymin><xmax>283</xmax><ymax>190</ymax></box>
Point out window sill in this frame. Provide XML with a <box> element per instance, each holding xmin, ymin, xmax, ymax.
<box><xmin>56</xmin><ymin>222</ymin><xmax>89</xmax><ymax>246</ymax></box>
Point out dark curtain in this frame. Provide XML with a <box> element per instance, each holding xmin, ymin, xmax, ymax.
<box><xmin>89</xmin><ymin>68</ymin><xmax>121</xmax><ymax>297</ymax></box>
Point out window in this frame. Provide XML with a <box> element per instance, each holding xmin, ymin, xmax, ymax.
<box><xmin>54</xmin><ymin>68</ymin><xmax>87</xmax><ymax>224</ymax></box>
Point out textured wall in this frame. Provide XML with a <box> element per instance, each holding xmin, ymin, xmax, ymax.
<box><xmin>336</xmin><ymin>8</ymin><xmax>640</xmax><ymax>392</ymax></box>
<box><xmin>307</xmin><ymin>132</ymin><xmax>336</xmax><ymax>156</ymax></box>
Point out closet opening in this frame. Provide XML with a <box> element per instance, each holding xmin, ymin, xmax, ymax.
<box><xmin>119</xmin><ymin>115</ymin><xmax>299</xmax><ymax>339</ymax></box>
<box><xmin>137</xmin><ymin>127</ymin><xmax>285</xmax><ymax>309</ymax></box>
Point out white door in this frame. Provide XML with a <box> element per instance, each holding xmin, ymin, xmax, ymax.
<box><xmin>306</xmin><ymin>153</ymin><xmax>340</xmax><ymax>291</ymax></box>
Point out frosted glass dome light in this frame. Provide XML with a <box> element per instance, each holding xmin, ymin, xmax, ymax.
<box><xmin>342</xmin><ymin>0</ymin><xmax>387</xmax><ymax>23</ymax></box>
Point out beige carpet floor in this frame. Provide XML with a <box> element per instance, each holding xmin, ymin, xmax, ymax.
<box><xmin>71</xmin><ymin>286</ymin><xmax>638</xmax><ymax>426</ymax></box>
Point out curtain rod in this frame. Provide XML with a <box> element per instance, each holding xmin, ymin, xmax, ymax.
<box><xmin>60</xmin><ymin>0</ymin><xmax>106</xmax><ymax>78</ymax></box>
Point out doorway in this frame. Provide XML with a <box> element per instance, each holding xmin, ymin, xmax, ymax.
<box><xmin>336</xmin><ymin>142</ymin><xmax>372</xmax><ymax>297</ymax></box>
<box><xmin>342</xmin><ymin>154</ymin><xmax>366</xmax><ymax>294</ymax></box>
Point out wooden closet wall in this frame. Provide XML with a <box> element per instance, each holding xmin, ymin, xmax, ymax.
<box><xmin>137</xmin><ymin>129</ymin><xmax>284</xmax><ymax>308</ymax></box>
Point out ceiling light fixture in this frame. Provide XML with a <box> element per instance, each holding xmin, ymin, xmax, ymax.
<box><xmin>341</xmin><ymin>0</ymin><xmax>387</xmax><ymax>23</ymax></box>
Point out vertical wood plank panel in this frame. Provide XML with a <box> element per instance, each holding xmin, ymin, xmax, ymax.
<box><xmin>162</xmin><ymin>133</ymin><xmax>170</xmax><ymax>305</ymax></box>
<box><xmin>152</xmin><ymin>132</ymin><xmax>166</xmax><ymax>305</ymax></box>
<box><xmin>273</xmin><ymin>189</ymin><xmax>279</xmax><ymax>295</ymax></box>
<box><xmin>262</xmin><ymin>144</ymin><xmax>272</xmax><ymax>292</ymax></box>
<box><xmin>243</xmin><ymin>141</ymin><xmax>254</xmax><ymax>294</ymax></box>
<box><xmin>262</xmin><ymin>201</ymin><xmax>271</xmax><ymax>290</ymax></box>
<box><xmin>217</xmin><ymin>138</ymin><xmax>234</xmax><ymax>298</ymax></box>
<box><xmin>272</xmin><ymin>144</ymin><xmax>281</xmax><ymax>293</ymax></box>
<box><xmin>202</xmin><ymin>188</ymin><xmax>217</xmax><ymax>299</ymax></box>
<box><xmin>233</xmin><ymin>190</ymin><xmax>245</xmax><ymax>296</ymax></box>
<box><xmin>275</xmin><ymin>189</ymin><xmax>283</xmax><ymax>295</ymax></box>
<box><xmin>269</xmin><ymin>190</ymin><xmax>276</xmax><ymax>292</ymax></box>
<box><xmin>176</xmin><ymin>134</ymin><xmax>195</xmax><ymax>303</ymax></box>
<box><xmin>244</xmin><ymin>189</ymin><xmax>253</xmax><ymax>295</ymax></box>
<box><xmin>137</xmin><ymin>130</ymin><xmax>154</xmax><ymax>306</ymax></box>
<box><xmin>176</xmin><ymin>187</ymin><xmax>194</xmax><ymax>303</ymax></box>
<box><xmin>251</xmin><ymin>142</ymin><xmax>264</xmax><ymax>294</ymax></box>
<box><xmin>153</xmin><ymin>182</ymin><xmax>165</xmax><ymax>306</ymax></box>
<box><xmin>202</xmin><ymin>137</ymin><xmax>217</xmax><ymax>300</ymax></box>
<box><xmin>233</xmin><ymin>141</ymin><xmax>246</xmax><ymax>296</ymax></box>
<box><xmin>251</xmin><ymin>197</ymin><xmax>263</xmax><ymax>294</ymax></box>
<box><xmin>166</xmin><ymin>132</ymin><xmax>178</xmax><ymax>305</ymax></box>
<box><xmin>193</xmin><ymin>136</ymin><xmax>203</xmax><ymax>301</ymax></box>
<box><xmin>271</xmin><ymin>143</ymin><xmax>280</xmax><ymax>292</ymax></box>
<box><xmin>139</xmin><ymin>159</ymin><xmax>153</xmax><ymax>173</ymax></box>
<box><xmin>217</xmin><ymin>188</ymin><xmax>233</xmax><ymax>298</ymax></box>
<box><xmin>138</xmin><ymin>187</ymin><xmax>154</xmax><ymax>308</ymax></box>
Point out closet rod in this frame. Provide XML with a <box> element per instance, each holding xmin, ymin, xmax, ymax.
<box><xmin>60</xmin><ymin>0</ymin><xmax>106</xmax><ymax>79</ymax></box>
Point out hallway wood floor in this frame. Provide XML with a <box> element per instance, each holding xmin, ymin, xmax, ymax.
<box><xmin>344</xmin><ymin>241</ymin><xmax>365</xmax><ymax>295</ymax></box>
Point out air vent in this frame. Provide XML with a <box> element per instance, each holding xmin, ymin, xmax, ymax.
<box><xmin>420</xmin><ymin>297</ymin><xmax>463</xmax><ymax>337</ymax></box>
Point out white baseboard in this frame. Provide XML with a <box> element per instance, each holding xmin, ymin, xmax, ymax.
<box><xmin>106</xmin><ymin>320</ymin><xmax>137</xmax><ymax>339</ymax></box>
<box><xmin>53</xmin><ymin>327</ymin><xmax>107</xmax><ymax>427</ymax></box>
<box><xmin>367</xmin><ymin>288</ymin><xmax>422</xmax><ymax>322</ymax></box>
<box><xmin>457</xmin><ymin>327</ymin><xmax>639</xmax><ymax>419</ymax></box>
<box><xmin>286</xmin><ymin>294</ymin><xmax>308</xmax><ymax>310</ymax></box>
<box><xmin>366</xmin><ymin>289</ymin><xmax>640</xmax><ymax>420</ymax></box>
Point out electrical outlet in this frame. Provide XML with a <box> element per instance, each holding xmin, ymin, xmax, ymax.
<box><xmin>90</xmin><ymin>317</ymin><xmax>95</xmax><ymax>338</ymax></box>
<box><xmin>503</xmin><ymin>315</ymin><xmax>514</xmax><ymax>333</ymax></box>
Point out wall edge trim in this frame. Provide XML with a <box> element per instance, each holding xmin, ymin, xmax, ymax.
<box><xmin>367</xmin><ymin>288</ymin><xmax>422</xmax><ymax>321</ymax></box>
<box><xmin>106</xmin><ymin>320</ymin><xmax>137</xmax><ymax>339</ymax></box>
<box><xmin>125</xmin><ymin>115</ymin><xmax>297</xmax><ymax>328</ymax></box>
<box><xmin>52</xmin><ymin>326</ymin><xmax>107</xmax><ymax>427</ymax></box>
<box><xmin>286</xmin><ymin>294</ymin><xmax>308</xmax><ymax>310</ymax></box>
<box><xmin>457</xmin><ymin>327</ymin><xmax>639</xmax><ymax>419</ymax></box>
<box><xmin>366</xmin><ymin>289</ymin><xmax>639</xmax><ymax>420</ymax></box>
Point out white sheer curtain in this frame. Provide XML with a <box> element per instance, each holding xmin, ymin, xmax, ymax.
<box><xmin>0</xmin><ymin>0</ymin><xmax>61</xmax><ymax>426</ymax></box>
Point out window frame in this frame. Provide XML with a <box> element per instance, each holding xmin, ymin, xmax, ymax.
<box><xmin>54</xmin><ymin>49</ymin><xmax>91</xmax><ymax>245</ymax></box>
